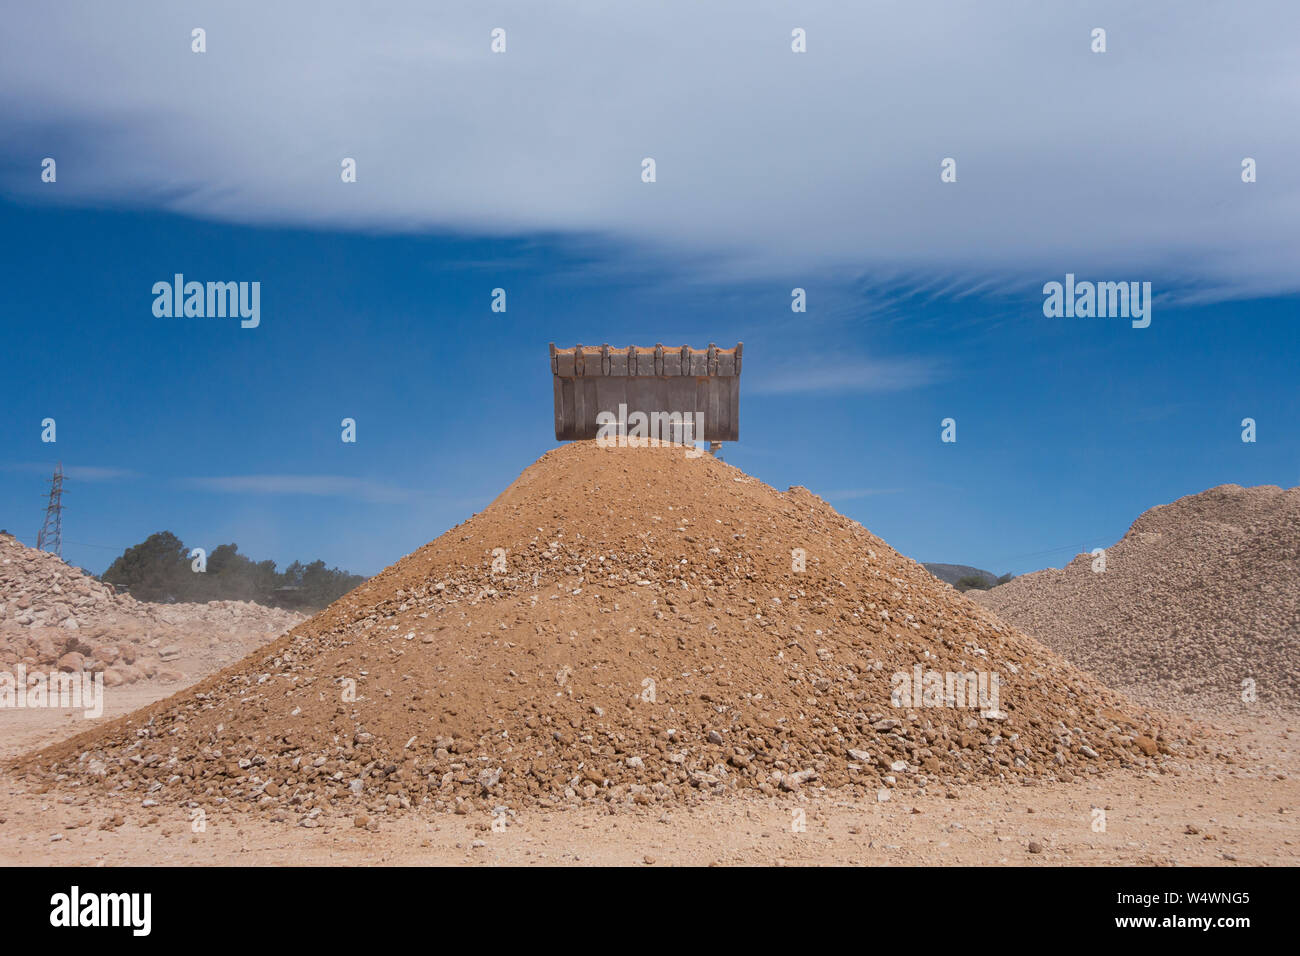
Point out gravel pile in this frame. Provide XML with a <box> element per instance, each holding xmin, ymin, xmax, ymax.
<box><xmin>0</xmin><ymin>533</ymin><xmax>303</xmax><ymax>686</ymax></box>
<box><xmin>20</xmin><ymin>443</ymin><xmax>1181</xmax><ymax>822</ymax></box>
<box><xmin>974</xmin><ymin>484</ymin><xmax>1299</xmax><ymax>715</ymax></box>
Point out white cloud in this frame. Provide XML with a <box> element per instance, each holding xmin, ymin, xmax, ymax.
<box><xmin>2</xmin><ymin>1</ymin><xmax>1297</xmax><ymax>298</ymax></box>
<box><xmin>0</xmin><ymin>463</ymin><xmax>139</xmax><ymax>481</ymax></box>
<box><xmin>63</xmin><ymin>465</ymin><xmax>140</xmax><ymax>482</ymax></box>
<box><xmin>748</xmin><ymin>355</ymin><xmax>944</xmax><ymax>395</ymax></box>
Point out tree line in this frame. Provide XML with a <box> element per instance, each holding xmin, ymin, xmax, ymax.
<box><xmin>954</xmin><ymin>572</ymin><xmax>1014</xmax><ymax>592</ymax></box>
<box><xmin>100</xmin><ymin>531</ymin><xmax>366</xmax><ymax>609</ymax></box>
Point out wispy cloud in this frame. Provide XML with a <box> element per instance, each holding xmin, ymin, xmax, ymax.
<box><xmin>1</xmin><ymin>1</ymin><xmax>1296</xmax><ymax>299</ymax></box>
<box><xmin>0</xmin><ymin>463</ymin><xmax>139</xmax><ymax>481</ymax></box>
<box><xmin>3</xmin><ymin>464</ymin><xmax>467</xmax><ymax>507</ymax></box>
<box><xmin>184</xmin><ymin>474</ymin><xmax>415</xmax><ymax>504</ymax></box>
<box><xmin>65</xmin><ymin>465</ymin><xmax>140</xmax><ymax>481</ymax></box>
<box><xmin>748</xmin><ymin>356</ymin><xmax>944</xmax><ymax>395</ymax></box>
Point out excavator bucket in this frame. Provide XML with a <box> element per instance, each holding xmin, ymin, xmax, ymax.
<box><xmin>550</xmin><ymin>343</ymin><xmax>742</xmax><ymax>443</ymax></box>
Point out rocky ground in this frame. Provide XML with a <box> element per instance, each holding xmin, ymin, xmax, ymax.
<box><xmin>0</xmin><ymin>533</ymin><xmax>302</xmax><ymax>687</ymax></box>
<box><xmin>0</xmin><ymin>691</ymin><xmax>1292</xmax><ymax>866</ymax></box>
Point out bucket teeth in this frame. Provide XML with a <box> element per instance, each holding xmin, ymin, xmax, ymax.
<box><xmin>550</xmin><ymin>343</ymin><xmax>742</xmax><ymax>443</ymax></box>
<box><xmin>549</xmin><ymin>344</ymin><xmax>741</xmax><ymax>378</ymax></box>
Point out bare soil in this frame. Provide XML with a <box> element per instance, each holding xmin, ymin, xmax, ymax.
<box><xmin>0</xmin><ymin>693</ymin><xmax>1293</xmax><ymax>866</ymax></box>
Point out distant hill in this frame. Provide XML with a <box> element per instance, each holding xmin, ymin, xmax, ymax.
<box><xmin>922</xmin><ymin>563</ymin><xmax>1008</xmax><ymax>592</ymax></box>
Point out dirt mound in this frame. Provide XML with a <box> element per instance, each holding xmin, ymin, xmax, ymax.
<box><xmin>0</xmin><ymin>534</ymin><xmax>302</xmax><ymax>686</ymax></box>
<box><xmin>974</xmin><ymin>484</ymin><xmax>1300</xmax><ymax>714</ymax></box>
<box><xmin>20</xmin><ymin>443</ymin><xmax>1180</xmax><ymax>821</ymax></box>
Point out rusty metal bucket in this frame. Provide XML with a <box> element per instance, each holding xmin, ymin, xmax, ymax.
<box><xmin>550</xmin><ymin>343</ymin><xmax>742</xmax><ymax>442</ymax></box>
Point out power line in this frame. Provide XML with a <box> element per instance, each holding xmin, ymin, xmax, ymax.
<box><xmin>62</xmin><ymin>540</ymin><xmax>129</xmax><ymax>551</ymax></box>
<box><xmin>36</xmin><ymin>463</ymin><xmax>65</xmax><ymax>558</ymax></box>
<box><xmin>5</xmin><ymin>528</ymin><xmax>130</xmax><ymax>553</ymax></box>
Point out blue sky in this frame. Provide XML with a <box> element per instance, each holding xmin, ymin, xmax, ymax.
<box><xmin>1</xmin><ymin>1</ymin><xmax>1297</xmax><ymax>578</ymax></box>
<box><xmin>2</xmin><ymin>201</ymin><xmax>1295</xmax><ymax>578</ymax></box>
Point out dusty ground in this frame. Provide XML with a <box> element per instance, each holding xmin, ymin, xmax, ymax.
<box><xmin>2</xmin><ymin>681</ymin><xmax>1294</xmax><ymax>866</ymax></box>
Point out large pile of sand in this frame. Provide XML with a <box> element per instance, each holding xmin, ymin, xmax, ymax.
<box><xmin>974</xmin><ymin>484</ymin><xmax>1299</xmax><ymax>714</ymax></box>
<box><xmin>0</xmin><ymin>533</ymin><xmax>302</xmax><ymax>685</ymax></box>
<box><xmin>21</xmin><ymin>444</ymin><xmax>1179</xmax><ymax>822</ymax></box>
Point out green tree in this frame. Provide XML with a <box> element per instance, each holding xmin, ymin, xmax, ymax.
<box><xmin>203</xmin><ymin>543</ymin><xmax>267</xmax><ymax>602</ymax></box>
<box><xmin>101</xmin><ymin>533</ymin><xmax>363</xmax><ymax>609</ymax></box>
<box><xmin>101</xmin><ymin>531</ymin><xmax>190</xmax><ymax>602</ymax></box>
